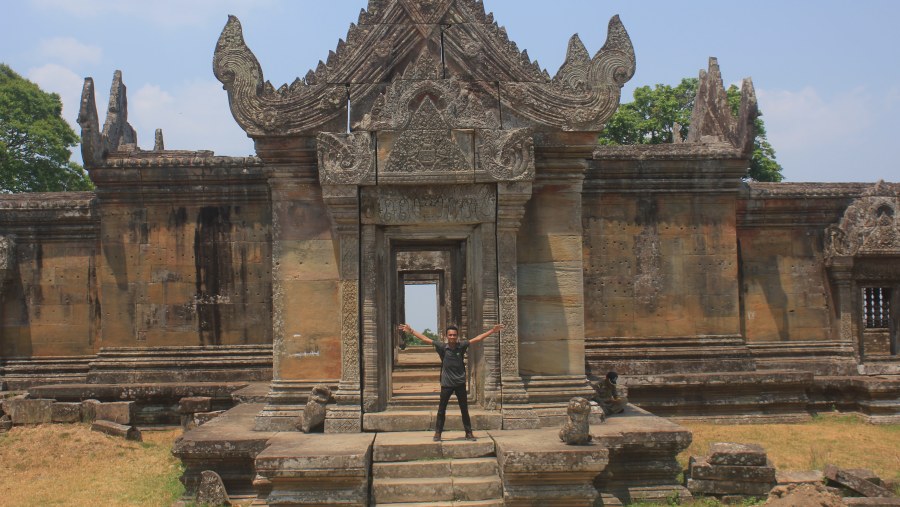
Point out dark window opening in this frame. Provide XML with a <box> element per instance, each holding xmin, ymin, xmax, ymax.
<box><xmin>863</xmin><ymin>287</ymin><xmax>891</xmax><ymax>329</ymax></box>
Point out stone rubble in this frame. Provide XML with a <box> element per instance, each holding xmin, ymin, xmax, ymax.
<box><xmin>686</xmin><ymin>442</ymin><xmax>777</xmax><ymax>498</ymax></box>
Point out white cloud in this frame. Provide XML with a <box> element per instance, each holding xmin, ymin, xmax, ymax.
<box><xmin>37</xmin><ymin>37</ymin><xmax>102</xmax><ymax>66</ymax></box>
<box><xmin>26</xmin><ymin>63</ymin><xmax>86</xmax><ymax>131</ymax></box>
<box><xmin>757</xmin><ymin>86</ymin><xmax>897</xmax><ymax>182</ymax></box>
<box><xmin>129</xmin><ymin>80</ymin><xmax>253</xmax><ymax>156</ymax></box>
<box><xmin>29</xmin><ymin>0</ymin><xmax>276</xmax><ymax>28</ymax></box>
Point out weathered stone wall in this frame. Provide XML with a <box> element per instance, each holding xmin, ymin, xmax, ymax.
<box><xmin>0</xmin><ymin>193</ymin><xmax>99</xmax><ymax>357</ymax></box>
<box><xmin>736</xmin><ymin>184</ymin><xmax>862</xmax><ymax>343</ymax></box>
<box><xmin>89</xmin><ymin>160</ymin><xmax>273</xmax><ymax>349</ymax></box>
<box><xmin>584</xmin><ymin>148</ymin><xmax>746</xmax><ymax>340</ymax></box>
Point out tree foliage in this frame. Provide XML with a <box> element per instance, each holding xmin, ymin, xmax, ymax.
<box><xmin>599</xmin><ymin>77</ymin><xmax>783</xmax><ymax>182</ymax></box>
<box><xmin>0</xmin><ymin>64</ymin><xmax>93</xmax><ymax>193</ymax></box>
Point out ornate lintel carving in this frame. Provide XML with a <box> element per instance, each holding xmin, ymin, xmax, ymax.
<box><xmin>825</xmin><ymin>181</ymin><xmax>900</xmax><ymax>260</ymax></box>
<box><xmin>361</xmin><ymin>184</ymin><xmax>496</xmax><ymax>225</ymax></box>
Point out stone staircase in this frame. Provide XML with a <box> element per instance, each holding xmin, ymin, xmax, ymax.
<box><xmin>371</xmin><ymin>432</ymin><xmax>503</xmax><ymax>507</ymax></box>
<box><xmin>391</xmin><ymin>346</ymin><xmax>441</xmax><ymax>408</ymax></box>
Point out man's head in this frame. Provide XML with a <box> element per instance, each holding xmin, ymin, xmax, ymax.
<box><xmin>445</xmin><ymin>325</ymin><xmax>459</xmax><ymax>345</ymax></box>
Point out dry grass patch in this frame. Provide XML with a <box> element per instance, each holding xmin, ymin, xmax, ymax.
<box><xmin>0</xmin><ymin>424</ymin><xmax>183</xmax><ymax>506</ymax></box>
<box><xmin>679</xmin><ymin>414</ymin><xmax>900</xmax><ymax>482</ymax></box>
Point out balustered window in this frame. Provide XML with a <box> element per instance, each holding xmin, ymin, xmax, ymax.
<box><xmin>862</xmin><ymin>287</ymin><xmax>891</xmax><ymax>329</ymax></box>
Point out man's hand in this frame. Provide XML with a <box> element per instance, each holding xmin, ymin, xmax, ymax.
<box><xmin>399</xmin><ymin>323</ymin><xmax>433</xmax><ymax>345</ymax></box>
<box><xmin>470</xmin><ymin>323</ymin><xmax>506</xmax><ymax>344</ymax></box>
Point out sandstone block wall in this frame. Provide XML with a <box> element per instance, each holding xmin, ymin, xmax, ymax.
<box><xmin>737</xmin><ymin>184</ymin><xmax>857</xmax><ymax>344</ymax></box>
<box><xmin>583</xmin><ymin>153</ymin><xmax>746</xmax><ymax>340</ymax></box>
<box><xmin>0</xmin><ymin>193</ymin><xmax>99</xmax><ymax>357</ymax></box>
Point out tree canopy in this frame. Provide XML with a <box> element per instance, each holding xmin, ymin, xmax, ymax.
<box><xmin>0</xmin><ymin>64</ymin><xmax>93</xmax><ymax>193</ymax></box>
<box><xmin>599</xmin><ymin>77</ymin><xmax>784</xmax><ymax>182</ymax></box>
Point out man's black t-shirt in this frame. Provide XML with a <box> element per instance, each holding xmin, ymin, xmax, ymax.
<box><xmin>434</xmin><ymin>340</ymin><xmax>469</xmax><ymax>387</ymax></box>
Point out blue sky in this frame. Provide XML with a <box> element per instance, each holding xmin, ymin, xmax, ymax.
<box><xmin>4</xmin><ymin>1</ymin><xmax>899</xmax><ymax>183</ymax></box>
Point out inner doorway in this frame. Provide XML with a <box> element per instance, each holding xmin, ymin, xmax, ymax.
<box><xmin>387</xmin><ymin>244</ymin><xmax>471</xmax><ymax>408</ymax></box>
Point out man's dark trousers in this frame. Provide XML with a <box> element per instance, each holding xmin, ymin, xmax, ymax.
<box><xmin>435</xmin><ymin>384</ymin><xmax>471</xmax><ymax>433</ymax></box>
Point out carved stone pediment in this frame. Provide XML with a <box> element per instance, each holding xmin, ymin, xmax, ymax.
<box><xmin>825</xmin><ymin>181</ymin><xmax>900</xmax><ymax>259</ymax></box>
<box><xmin>213</xmin><ymin>1</ymin><xmax>634</xmax><ymax>136</ymax></box>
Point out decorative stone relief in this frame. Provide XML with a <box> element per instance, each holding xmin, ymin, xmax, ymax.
<box><xmin>361</xmin><ymin>185</ymin><xmax>495</xmax><ymax>225</ymax></box>
<box><xmin>477</xmin><ymin>128</ymin><xmax>534</xmax><ymax>181</ymax></box>
<box><xmin>317</xmin><ymin>132</ymin><xmax>375</xmax><ymax>185</ymax></box>
<box><xmin>383</xmin><ymin>99</ymin><xmax>472</xmax><ymax>175</ymax></box>
<box><xmin>77</xmin><ymin>71</ymin><xmax>139</xmax><ymax>167</ymax></box>
<box><xmin>0</xmin><ymin>234</ymin><xmax>16</xmax><ymax>295</ymax></box>
<box><xmin>825</xmin><ymin>181</ymin><xmax>900</xmax><ymax>259</ymax></box>
<box><xmin>633</xmin><ymin>227</ymin><xmax>662</xmax><ymax>309</ymax></box>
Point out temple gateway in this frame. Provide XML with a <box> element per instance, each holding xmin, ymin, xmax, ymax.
<box><xmin>1</xmin><ymin>0</ymin><xmax>898</xmax><ymax>504</ymax></box>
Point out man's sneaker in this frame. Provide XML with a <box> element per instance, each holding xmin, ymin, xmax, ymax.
<box><xmin>464</xmin><ymin>431</ymin><xmax>476</xmax><ymax>441</ymax></box>
<box><xmin>433</xmin><ymin>432</ymin><xmax>442</xmax><ymax>442</ymax></box>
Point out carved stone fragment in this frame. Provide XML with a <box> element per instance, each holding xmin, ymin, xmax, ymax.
<box><xmin>301</xmin><ymin>385</ymin><xmax>332</xmax><ymax>433</ymax></box>
<box><xmin>686</xmin><ymin>57</ymin><xmax>758</xmax><ymax>154</ymax></box>
<box><xmin>559</xmin><ymin>397</ymin><xmax>592</xmax><ymax>445</ymax></box>
<box><xmin>197</xmin><ymin>470</ymin><xmax>231</xmax><ymax>506</ymax></box>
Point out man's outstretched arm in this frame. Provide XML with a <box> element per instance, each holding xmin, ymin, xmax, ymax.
<box><xmin>469</xmin><ymin>323</ymin><xmax>505</xmax><ymax>345</ymax></box>
<box><xmin>398</xmin><ymin>324</ymin><xmax>434</xmax><ymax>345</ymax></box>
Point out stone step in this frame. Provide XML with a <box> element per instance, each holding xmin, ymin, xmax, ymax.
<box><xmin>373</xmin><ymin>457</ymin><xmax>498</xmax><ymax>479</ymax></box>
<box><xmin>372</xmin><ymin>477</ymin><xmax>502</xmax><ymax>504</ymax></box>
<box><xmin>375</xmin><ymin>501</ymin><xmax>503</xmax><ymax>507</ymax></box>
<box><xmin>364</xmin><ymin>410</ymin><xmax>503</xmax><ymax>432</ymax></box>
<box><xmin>373</xmin><ymin>432</ymin><xmax>496</xmax><ymax>462</ymax></box>
<box><xmin>392</xmin><ymin>370</ymin><xmax>441</xmax><ymax>382</ymax></box>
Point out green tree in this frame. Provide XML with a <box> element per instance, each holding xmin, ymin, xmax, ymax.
<box><xmin>0</xmin><ymin>64</ymin><xmax>93</xmax><ymax>193</ymax></box>
<box><xmin>600</xmin><ymin>77</ymin><xmax>783</xmax><ymax>182</ymax></box>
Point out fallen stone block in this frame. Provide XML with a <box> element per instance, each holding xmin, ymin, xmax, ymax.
<box><xmin>4</xmin><ymin>398</ymin><xmax>53</xmax><ymax>425</ymax></box>
<box><xmin>689</xmin><ymin>456</ymin><xmax>776</xmax><ymax>483</ymax></box>
<box><xmin>91</xmin><ymin>420</ymin><xmax>142</xmax><ymax>441</ymax></box>
<box><xmin>178</xmin><ymin>396</ymin><xmax>212</xmax><ymax>415</ymax></box>
<box><xmin>51</xmin><ymin>402</ymin><xmax>83</xmax><ymax>423</ymax></box>
<box><xmin>707</xmin><ymin>442</ymin><xmax>768</xmax><ymax>467</ymax></box>
<box><xmin>93</xmin><ymin>401</ymin><xmax>134</xmax><ymax>425</ymax></box>
<box><xmin>825</xmin><ymin>464</ymin><xmax>896</xmax><ymax>498</ymax></box>
<box><xmin>0</xmin><ymin>415</ymin><xmax>11</xmax><ymax>432</ymax></box>
<box><xmin>843</xmin><ymin>469</ymin><xmax>885</xmax><ymax>487</ymax></box>
<box><xmin>776</xmin><ymin>470</ymin><xmax>824</xmax><ymax>485</ymax></box>
<box><xmin>81</xmin><ymin>399</ymin><xmax>101</xmax><ymax>423</ymax></box>
<box><xmin>843</xmin><ymin>498</ymin><xmax>900</xmax><ymax>506</ymax></box>
<box><xmin>196</xmin><ymin>470</ymin><xmax>231</xmax><ymax>506</ymax></box>
<box><xmin>686</xmin><ymin>478</ymin><xmax>773</xmax><ymax>496</ymax></box>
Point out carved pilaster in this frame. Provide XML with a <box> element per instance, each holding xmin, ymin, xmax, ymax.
<box><xmin>360</xmin><ymin>224</ymin><xmax>380</xmax><ymax>413</ymax></box>
<box><xmin>496</xmin><ymin>181</ymin><xmax>539</xmax><ymax>429</ymax></box>
<box><xmin>319</xmin><ymin>184</ymin><xmax>364</xmax><ymax>433</ymax></box>
<box><xmin>827</xmin><ymin>256</ymin><xmax>860</xmax><ymax>359</ymax></box>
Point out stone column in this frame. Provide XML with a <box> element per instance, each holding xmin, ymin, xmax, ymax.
<box><xmin>322</xmin><ymin>185</ymin><xmax>364</xmax><ymax>433</ymax></box>
<box><xmin>497</xmin><ymin>181</ymin><xmax>539</xmax><ymax>429</ymax></box>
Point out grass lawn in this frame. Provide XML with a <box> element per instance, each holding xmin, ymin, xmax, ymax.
<box><xmin>0</xmin><ymin>424</ymin><xmax>183</xmax><ymax>506</ymax></box>
<box><xmin>0</xmin><ymin>414</ymin><xmax>896</xmax><ymax>506</ymax></box>
<box><xmin>679</xmin><ymin>413</ymin><xmax>900</xmax><ymax>483</ymax></box>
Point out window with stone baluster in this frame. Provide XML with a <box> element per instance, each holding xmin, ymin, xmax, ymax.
<box><xmin>862</xmin><ymin>287</ymin><xmax>891</xmax><ymax>329</ymax></box>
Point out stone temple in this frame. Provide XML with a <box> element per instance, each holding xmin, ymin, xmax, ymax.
<box><xmin>1</xmin><ymin>0</ymin><xmax>898</xmax><ymax>504</ymax></box>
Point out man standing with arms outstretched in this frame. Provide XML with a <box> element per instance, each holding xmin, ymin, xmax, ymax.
<box><xmin>398</xmin><ymin>323</ymin><xmax>504</xmax><ymax>441</ymax></box>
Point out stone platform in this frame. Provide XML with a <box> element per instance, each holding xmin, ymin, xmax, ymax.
<box><xmin>173</xmin><ymin>403</ymin><xmax>692</xmax><ymax>506</ymax></box>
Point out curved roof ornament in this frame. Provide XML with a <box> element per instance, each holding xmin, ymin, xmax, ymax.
<box><xmin>213</xmin><ymin>4</ymin><xmax>636</xmax><ymax>136</ymax></box>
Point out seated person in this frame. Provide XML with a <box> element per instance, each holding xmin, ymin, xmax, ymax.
<box><xmin>590</xmin><ymin>371</ymin><xmax>628</xmax><ymax>415</ymax></box>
